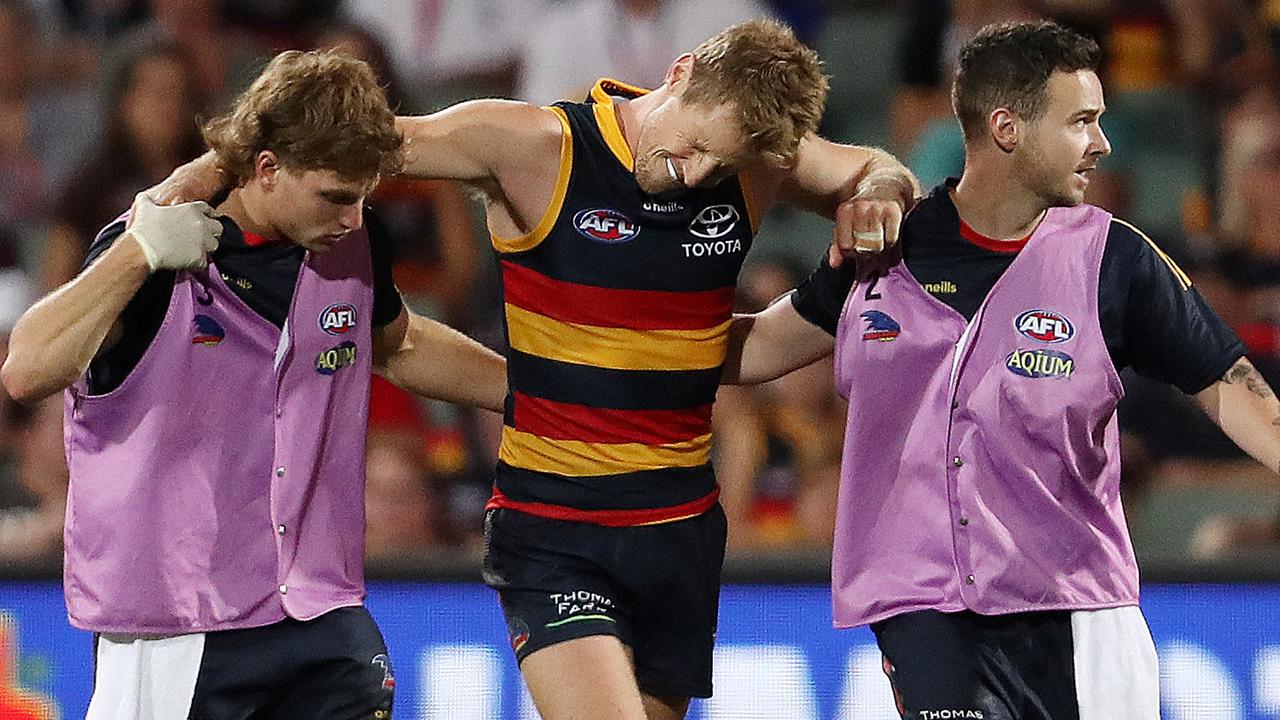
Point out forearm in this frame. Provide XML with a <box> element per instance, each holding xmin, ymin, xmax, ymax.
<box><xmin>2</xmin><ymin>237</ymin><xmax>151</xmax><ymax>402</ymax></box>
<box><xmin>1197</xmin><ymin>356</ymin><xmax>1280</xmax><ymax>474</ymax></box>
<box><xmin>720</xmin><ymin>301</ymin><xmax>834</xmax><ymax>386</ymax></box>
<box><xmin>376</xmin><ymin>313</ymin><xmax>507</xmax><ymax>412</ymax></box>
<box><xmin>851</xmin><ymin>145</ymin><xmax>920</xmax><ymax>206</ymax></box>
<box><xmin>780</xmin><ymin>136</ymin><xmax>919</xmax><ymax>217</ymax></box>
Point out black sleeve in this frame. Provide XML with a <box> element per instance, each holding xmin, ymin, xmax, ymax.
<box><xmin>1099</xmin><ymin>220</ymin><xmax>1245</xmax><ymax>394</ymax></box>
<box><xmin>789</xmin><ymin>253</ymin><xmax>857</xmax><ymax>337</ymax></box>
<box><xmin>84</xmin><ymin>219</ymin><xmax>178</xmax><ymax>395</ymax></box>
<box><xmin>365</xmin><ymin>209</ymin><xmax>405</xmax><ymax>328</ymax></box>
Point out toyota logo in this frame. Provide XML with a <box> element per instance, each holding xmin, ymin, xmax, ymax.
<box><xmin>688</xmin><ymin>204</ymin><xmax>739</xmax><ymax>239</ymax></box>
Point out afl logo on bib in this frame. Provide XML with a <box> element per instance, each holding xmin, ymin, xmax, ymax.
<box><xmin>574</xmin><ymin>208</ymin><xmax>639</xmax><ymax>243</ymax></box>
<box><xmin>1014</xmin><ymin>309</ymin><xmax>1074</xmax><ymax>344</ymax></box>
<box><xmin>689</xmin><ymin>204</ymin><xmax>739</xmax><ymax>239</ymax></box>
<box><xmin>319</xmin><ymin>303</ymin><xmax>358</xmax><ymax>335</ymax></box>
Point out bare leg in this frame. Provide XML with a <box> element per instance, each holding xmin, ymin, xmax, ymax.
<box><xmin>521</xmin><ymin>635</ymin><xmax>647</xmax><ymax>720</ymax></box>
<box><xmin>640</xmin><ymin>691</ymin><xmax>690</xmax><ymax>720</ymax></box>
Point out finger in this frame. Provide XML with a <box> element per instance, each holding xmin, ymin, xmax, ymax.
<box><xmin>191</xmin><ymin>200</ymin><xmax>216</xmax><ymax>217</ymax></box>
<box><xmin>834</xmin><ymin>200</ymin><xmax>857</xmax><ymax>255</ymax></box>
<box><xmin>851</xmin><ymin>229</ymin><xmax>884</xmax><ymax>254</ymax></box>
<box><xmin>828</xmin><ymin>242</ymin><xmax>844</xmax><ymax>268</ymax></box>
<box><xmin>882</xmin><ymin>203</ymin><xmax>903</xmax><ymax>248</ymax></box>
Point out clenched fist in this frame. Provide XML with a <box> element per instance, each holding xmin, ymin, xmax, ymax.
<box><xmin>125</xmin><ymin>193</ymin><xmax>223</xmax><ymax>271</ymax></box>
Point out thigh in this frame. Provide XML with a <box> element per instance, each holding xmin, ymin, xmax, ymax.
<box><xmin>521</xmin><ymin>635</ymin><xmax>647</xmax><ymax>720</ymax></box>
<box><xmin>622</xmin><ymin>504</ymin><xmax>727</xmax><ymax>702</ymax></box>
<box><xmin>484</xmin><ymin>509</ymin><xmax>632</xmax><ymax>663</ymax></box>
<box><xmin>269</xmin><ymin>607</ymin><xmax>396</xmax><ymax>720</ymax></box>
<box><xmin>872</xmin><ymin>611</ymin><xmax>1019</xmax><ymax>720</ymax></box>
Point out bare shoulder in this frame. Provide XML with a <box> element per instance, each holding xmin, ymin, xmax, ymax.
<box><xmin>397</xmin><ymin>100</ymin><xmax>566</xmax><ymax>182</ymax></box>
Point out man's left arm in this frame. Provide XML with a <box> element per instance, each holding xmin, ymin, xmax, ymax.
<box><xmin>759</xmin><ymin>135</ymin><xmax>919</xmax><ymax>267</ymax></box>
<box><xmin>372</xmin><ymin>309</ymin><xmax>507</xmax><ymax>413</ymax></box>
<box><xmin>1197</xmin><ymin>357</ymin><xmax>1280</xmax><ymax>476</ymax></box>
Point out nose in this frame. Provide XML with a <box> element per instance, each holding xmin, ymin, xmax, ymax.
<box><xmin>340</xmin><ymin>203</ymin><xmax>364</xmax><ymax>231</ymax></box>
<box><xmin>1091</xmin><ymin>124</ymin><xmax>1111</xmax><ymax>158</ymax></box>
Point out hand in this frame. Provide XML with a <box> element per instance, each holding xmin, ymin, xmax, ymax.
<box><xmin>828</xmin><ymin>194</ymin><xmax>909</xmax><ymax>268</ymax></box>
<box><xmin>125</xmin><ymin>193</ymin><xmax>222</xmax><ymax>271</ymax></box>
<box><xmin>147</xmin><ymin>151</ymin><xmax>227</xmax><ymax>206</ymax></box>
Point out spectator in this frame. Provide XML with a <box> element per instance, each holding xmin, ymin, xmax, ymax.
<box><xmin>713</xmin><ymin>257</ymin><xmax>844</xmax><ymax>549</ymax></box>
<box><xmin>41</xmin><ymin>39</ymin><xmax>205</xmax><ymax>291</ymax></box>
<box><xmin>516</xmin><ymin>0</ymin><xmax>770</xmax><ymax>105</ymax></box>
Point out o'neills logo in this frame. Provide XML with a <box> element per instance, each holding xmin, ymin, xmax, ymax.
<box><xmin>1014</xmin><ymin>309</ymin><xmax>1074</xmax><ymax>344</ymax></box>
<box><xmin>573</xmin><ymin>208</ymin><xmax>639</xmax><ymax>243</ymax></box>
<box><xmin>1006</xmin><ymin>348</ymin><xmax>1074</xmax><ymax>378</ymax></box>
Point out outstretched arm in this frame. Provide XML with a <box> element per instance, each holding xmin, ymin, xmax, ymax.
<box><xmin>372</xmin><ymin>309</ymin><xmax>507</xmax><ymax>413</ymax></box>
<box><xmin>720</xmin><ymin>298</ymin><xmax>834</xmax><ymax>386</ymax></box>
<box><xmin>1196</xmin><ymin>356</ymin><xmax>1280</xmax><ymax>474</ymax></box>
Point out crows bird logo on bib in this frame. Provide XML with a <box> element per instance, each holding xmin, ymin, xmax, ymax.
<box><xmin>860</xmin><ymin>310</ymin><xmax>901</xmax><ymax>342</ymax></box>
<box><xmin>1014</xmin><ymin>309</ymin><xmax>1074</xmax><ymax>344</ymax></box>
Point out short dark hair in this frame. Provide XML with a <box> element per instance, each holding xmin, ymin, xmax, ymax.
<box><xmin>952</xmin><ymin>21</ymin><xmax>1100</xmax><ymax>141</ymax></box>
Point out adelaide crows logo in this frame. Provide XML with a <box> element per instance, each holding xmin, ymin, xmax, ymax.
<box><xmin>192</xmin><ymin>314</ymin><xmax>225</xmax><ymax>345</ymax></box>
<box><xmin>860</xmin><ymin>310</ymin><xmax>901</xmax><ymax>342</ymax></box>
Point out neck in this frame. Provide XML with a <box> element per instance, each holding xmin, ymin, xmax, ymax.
<box><xmin>615</xmin><ymin>85</ymin><xmax>667</xmax><ymax>156</ymax></box>
<box><xmin>217</xmin><ymin>185</ymin><xmax>283</xmax><ymax>243</ymax></box>
<box><xmin>952</xmin><ymin>152</ymin><xmax>1046</xmax><ymax>240</ymax></box>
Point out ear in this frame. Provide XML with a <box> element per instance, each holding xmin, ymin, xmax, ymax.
<box><xmin>665</xmin><ymin>53</ymin><xmax>695</xmax><ymax>95</ymax></box>
<box><xmin>990</xmin><ymin>108</ymin><xmax>1019</xmax><ymax>153</ymax></box>
<box><xmin>253</xmin><ymin>150</ymin><xmax>281</xmax><ymax>189</ymax></box>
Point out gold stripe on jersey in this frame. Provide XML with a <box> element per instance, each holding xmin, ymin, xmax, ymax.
<box><xmin>498</xmin><ymin>426</ymin><xmax>712</xmax><ymax>476</ymax></box>
<box><xmin>1112</xmin><ymin>218</ymin><xmax>1192</xmax><ymax>290</ymax></box>
<box><xmin>505</xmin><ymin>304</ymin><xmax>730</xmax><ymax>371</ymax></box>
<box><xmin>590</xmin><ymin>79</ymin><xmax>650</xmax><ymax>170</ymax></box>
<box><xmin>491</xmin><ymin>106</ymin><xmax>574</xmax><ymax>254</ymax></box>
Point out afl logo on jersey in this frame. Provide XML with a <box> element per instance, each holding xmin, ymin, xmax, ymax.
<box><xmin>1014</xmin><ymin>309</ymin><xmax>1074</xmax><ymax>344</ymax></box>
<box><xmin>319</xmin><ymin>303</ymin><xmax>358</xmax><ymax>335</ymax></box>
<box><xmin>688</xmin><ymin>204</ymin><xmax>739</xmax><ymax>239</ymax></box>
<box><xmin>574</xmin><ymin>208</ymin><xmax>640</xmax><ymax>243</ymax></box>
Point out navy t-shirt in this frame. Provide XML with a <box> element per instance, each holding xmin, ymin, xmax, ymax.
<box><xmin>84</xmin><ymin>208</ymin><xmax>404</xmax><ymax>394</ymax></box>
<box><xmin>791</xmin><ymin>182</ymin><xmax>1245</xmax><ymax>394</ymax></box>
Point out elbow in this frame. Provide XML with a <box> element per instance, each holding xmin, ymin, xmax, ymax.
<box><xmin>1</xmin><ymin>353</ymin><xmax>69</xmax><ymax>404</ymax></box>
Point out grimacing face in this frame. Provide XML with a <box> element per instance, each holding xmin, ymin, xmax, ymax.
<box><xmin>632</xmin><ymin>96</ymin><xmax>752</xmax><ymax>196</ymax></box>
<box><xmin>268</xmin><ymin>167</ymin><xmax>375</xmax><ymax>252</ymax></box>
<box><xmin>1017</xmin><ymin>69</ymin><xmax>1111</xmax><ymax>208</ymax></box>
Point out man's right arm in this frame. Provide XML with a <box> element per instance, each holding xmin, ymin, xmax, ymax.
<box><xmin>1</xmin><ymin>197</ymin><xmax>221</xmax><ymax>403</ymax></box>
<box><xmin>721</xmin><ymin>253</ymin><xmax>855</xmax><ymax>385</ymax></box>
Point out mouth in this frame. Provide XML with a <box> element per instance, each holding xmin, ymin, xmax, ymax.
<box><xmin>1073</xmin><ymin>166</ymin><xmax>1095</xmax><ymax>185</ymax></box>
<box><xmin>665</xmin><ymin>157</ymin><xmax>680</xmax><ymax>184</ymax></box>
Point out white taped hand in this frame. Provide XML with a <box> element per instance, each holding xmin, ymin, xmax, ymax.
<box><xmin>126</xmin><ymin>192</ymin><xmax>223</xmax><ymax>271</ymax></box>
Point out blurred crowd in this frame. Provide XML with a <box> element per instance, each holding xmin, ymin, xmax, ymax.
<box><xmin>2</xmin><ymin>0</ymin><xmax>1280</xmax><ymax>568</ymax></box>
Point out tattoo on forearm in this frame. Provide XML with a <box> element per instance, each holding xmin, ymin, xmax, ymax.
<box><xmin>1221</xmin><ymin>359</ymin><xmax>1276</xmax><ymax>401</ymax></box>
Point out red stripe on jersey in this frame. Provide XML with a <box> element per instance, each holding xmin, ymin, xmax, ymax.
<box><xmin>501</xmin><ymin>261</ymin><xmax>734</xmax><ymax>330</ymax></box>
<box><xmin>486</xmin><ymin>486</ymin><xmax>720</xmax><ymax>526</ymax></box>
<box><xmin>512</xmin><ymin>392</ymin><xmax>713</xmax><ymax>445</ymax></box>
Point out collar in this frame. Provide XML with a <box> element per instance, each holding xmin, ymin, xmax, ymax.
<box><xmin>587</xmin><ymin>78</ymin><xmax>651</xmax><ymax>170</ymax></box>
